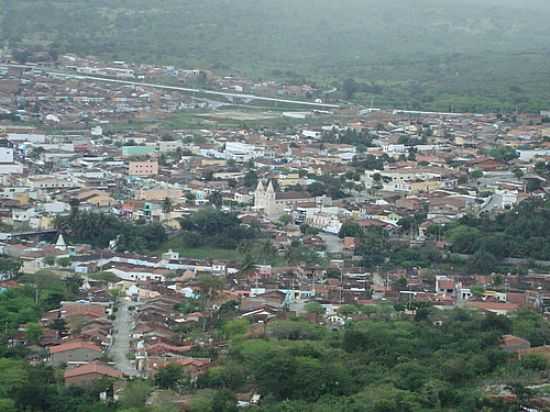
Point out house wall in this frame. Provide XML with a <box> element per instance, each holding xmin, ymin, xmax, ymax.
<box><xmin>50</xmin><ymin>348</ymin><xmax>101</xmax><ymax>367</ymax></box>
<box><xmin>128</xmin><ymin>161</ymin><xmax>159</xmax><ymax>177</ymax></box>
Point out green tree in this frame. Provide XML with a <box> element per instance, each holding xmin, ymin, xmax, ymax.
<box><xmin>223</xmin><ymin>319</ymin><xmax>249</xmax><ymax>339</ymax></box>
<box><xmin>304</xmin><ymin>302</ymin><xmax>326</xmax><ymax>316</ymax></box>
<box><xmin>155</xmin><ymin>364</ymin><xmax>188</xmax><ymax>390</ymax></box>
<box><xmin>342</xmin><ymin>78</ymin><xmax>358</xmax><ymax>99</ymax></box>
<box><xmin>208</xmin><ymin>191</ymin><xmax>223</xmax><ymax>208</ymax></box>
<box><xmin>25</xmin><ymin>323</ymin><xmax>43</xmax><ymax>345</ymax></box>
<box><xmin>338</xmin><ymin>221</ymin><xmax>363</xmax><ymax>238</ymax></box>
<box><xmin>118</xmin><ymin>380</ymin><xmax>152</xmax><ymax>409</ymax></box>
<box><xmin>243</xmin><ymin>170</ymin><xmax>258</xmax><ymax>188</ymax></box>
<box><xmin>0</xmin><ymin>258</ymin><xmax>22</xmax><ymax>279</ymax></box>
<box><xmin>162</xmin><ymin>197</ymin><xmax>173</xmax><ymax>213</ymax></box>
<box><xmin>56</xmin><ymin>257</ymin><xmax>71</xmax><ymax>268</ymax></box>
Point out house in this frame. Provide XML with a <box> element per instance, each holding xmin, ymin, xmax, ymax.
<box><xmin>75</xmin><ymin>190</ymin><xmax>115</xmax><ymax>208</ymax></box>
<box><xmin>64</xmin><ymin>361</ymin><xmax>123</xmax><ymax>386</ymax></box>
<box><xmin>48</xmin><ymin>341</ymin><xmax>103</xmax><ymax>366</ymax></box>
<box><xmin>465</xmin><ymin>301</ymin><xmax>520</xmax><ymax>315</ymax></box>
<box><xmin>128</xmin><ymin>160</ymin><xmax>159</xmax><ymax>177</ymax></box>
<box><xmin>61</xmin><ymin>302</ymin><xmax>107</xmax><ymax>324</ymax></box>
<box><xmin>435</xmin><ymin>276</ymin><xmax>455</xmax><ymax>296</ymax></box>
<box><xmin>144</xmin><ymin>357</ymin><xmax>211</xmax><ymax>378</ymax></box>
<box><xmin>500</xmin><ymin>335</ymin><xmax>531</xmax><ymax>353</ymax></box>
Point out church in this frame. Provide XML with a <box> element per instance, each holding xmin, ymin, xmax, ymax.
<box><xmin>254</xmin><ymin>180</ymin><xmax>314</xmax><ymax>218</ymax></box>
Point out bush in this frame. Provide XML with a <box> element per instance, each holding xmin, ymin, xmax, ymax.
<box><xmin>520</xmin><ymin>354</ymin><xmax>548</xmax><ymax>371</ymax></box>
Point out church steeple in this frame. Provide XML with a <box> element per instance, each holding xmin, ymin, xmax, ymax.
<box><xmin>256</xmin><ymin>180</ymin><xmax>265</xmax><ymax>193</ymax></box>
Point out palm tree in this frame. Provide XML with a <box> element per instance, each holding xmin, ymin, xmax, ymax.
<box><xmin>196</xmin><ymin>274</ymin><xmax>225</xmax><ymax>309</ymax></box>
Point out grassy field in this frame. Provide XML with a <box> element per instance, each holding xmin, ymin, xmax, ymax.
<box><xmin>153</xmin><ymin>236</ymin><xmax>290</xmax><ymax>266</ymax></box>
<box><xmin>160</xmin><ymin>110</ymin><xmax>318</xmax><ymax>130</ymax></box>
<box><xmin>153</xmin><ymin>237</ymin><xmax>243</xmax><ymax>261</ymax></box>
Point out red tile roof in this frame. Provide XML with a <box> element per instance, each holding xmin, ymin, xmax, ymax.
<box><xmin>501</xmin><ymin>334</ymin><xmax>530</xmax><ymax>348</ymax></box>
<box><xmin>49</xmin><ymin>341</ymin><xmax>102</xmax><ymax>354</ymax></box>
<box><xmin>146</xmin><ymin>342</ymin><xmax>193</xmax><ymax>355</ymax></box>
<box><xmin>64</xmin><ymin>361</ymin><xmax>122</xmax><ymax>379</ymax></box>
<box><xmin>466</xmin><ymin>301</ymin><xmax>520</xmax><ymax>312</ymax></box>
<box><xmin>62</xmin><ymin>303</ymin><xmax>106</xmax><ymax>319</ymax></box>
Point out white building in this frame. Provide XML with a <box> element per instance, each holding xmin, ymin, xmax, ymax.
<box><xmin>224</xmin><ymin>142</ymin><xmax>263</xmax><ymax>162</ymax></box>
<box><xmin>0</xmin><ymin>141</ymin><xmax>14</xmax><ymax>163</ymax></box>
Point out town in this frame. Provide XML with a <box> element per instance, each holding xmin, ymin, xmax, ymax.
<box><xmin>2</xmin><ymin>51</ymin><xmax>550</xmax><ymax>412</ymax></box>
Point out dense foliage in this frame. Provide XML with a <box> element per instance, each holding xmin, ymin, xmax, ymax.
<box><xmin>193</xmin><ymin>309</ymin><xmax>550</xmax><ymax>411</ymax></box>
<box><xmin>445</xmin><ymin>199</ymin><xmax>550</xmax><ymax>261</ymax></box>
<box><xmin>56</xmin><ymin>211</ymin><xmax>167</xmax><ymax>253</ymax></box>
<box><xmin>178</xmin><ymin>208</ymin><xmax>259</xmax><ymax>250</ymax></box>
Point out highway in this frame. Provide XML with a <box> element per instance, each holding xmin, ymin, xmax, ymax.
<box><xmin>4</xmin><ymin>64</ymin><xmax>341</xmax><ymax>110</ymax></box>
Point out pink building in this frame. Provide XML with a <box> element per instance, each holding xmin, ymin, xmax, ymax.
<box><xmin>128</xmin><ymin>160</ymin><xmax>159</xmax><ymax>177</ymax></box>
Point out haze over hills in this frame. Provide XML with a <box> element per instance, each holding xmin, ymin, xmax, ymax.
<box><xmin>3</xmin><ymin>0</ymin><xmax>550</xmax><ymax>111</ymax></box>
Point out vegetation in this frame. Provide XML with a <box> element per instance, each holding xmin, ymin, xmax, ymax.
<box><xmin>56</xmin><ymin>210</ymin><xmax>167</xmax><ymax>253</ymax></box>
<box><xmin>2</xmin><ymin>270</ymin><xmax>550</xmax><ymax>411</ymax></box>
<box><xmin>443</xmin><ymin>198</ymin><xmax>550</xmax><ymax>261</ymax></box>
<box><xmin>191</xmin><ymin>308</ymin><xmax>550</xmax><ymax>411</ymax></box>
<box><xmin>177</xmin><ymin>208</ymin><xmax>259</xmax><ymax>250</ymax></box>
<box><xmin>5</xmin><ymin>0</ymin><xmax>550</xmax><ymax>112</ymax></box>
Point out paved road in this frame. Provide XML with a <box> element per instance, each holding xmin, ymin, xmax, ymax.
<box><xmin>4</xmin><ymin>64</ymin><xmax>341</xmax><ymax>109</ymax></box>
<box><xmin>109</xmin><ymin>300</ymin><xmax>139</xmax><ymax>377</ymax></box>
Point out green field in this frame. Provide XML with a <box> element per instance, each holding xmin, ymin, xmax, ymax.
<box><xmin>153</xmin><ymin>237</ymin><xmax>243</xmax><ymax>261</ymax></box>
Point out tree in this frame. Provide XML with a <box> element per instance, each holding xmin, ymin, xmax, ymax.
<box><xmin>0</xmin><ymin>399</ymin><xmax>16</xmax><ymax>412</ymax></box>
<box><xmin>470</xmin><ymin>169</ymin><xmax>483</xmax><ymax>179</ymax></box>
<box><xmin>223</xmin><ymin>319</ymin><xmax>249</xmax><ymax>339</ymax></box>
<box><xmin>243</xmin><ymin>170</ymin><xmax>258</xmax><ymax>188</ymax></box>
<box><xmin>0</xmin><ymin>258</ymin><xmax>22</xmax><ymax>279</ymax></box>
<box><xmin>56</xmin><ymin>257</ymin><xmax>71</xmax><ymax>268</ymax></box>
<box><xmin>342</xmin><ymin>78</ymin><xmax>358</xmax><ymax>99</ymax></box>
<box><xmin>307</xmin><ymin>182</ymin><xmax>326</xmax><ymax>197</ymax></box>
<box><xmin>155</xmin><ymin>364</ymin><xmax>188</xmax><ymax>390</ymax></box>
<box><xmin>519</xmin><ymin>354</ymin><xmax>548</xmax><ymax>371</ymax></box>
<box><xmin>0</xmin><ymin>359</ymin><xmax>28</xmax><ymax>398</ymax></box>
<box><xmin>512</xmin><ymin>168</ymin><xmax>524</xmax><ymax>179</ymax></box>
<box><xmin>468</xmin><ymin>250</ymin><xmax>498</xmax><ymax>274</ymax></box>
<box><xmin>304</xmin><ymin>302</ymin><xmax>326</xmax><ymax>317</ymax></box>
<box><xmin>279</xmin><ymin>214</ymin><xmax>291</xmax><ymax>226</ymax></box>
<box><xmin>118</xmin><ymin>380</ymin><xmax>152</xmax><ymax>409</ymax></box>
<box><xmin>338</xmin><ymin>221</ymin><xmax>363</xmax><ymax>239</ymax></box>
<box><xmin>25</xmin><ymin>323</ymin><xmax>43</xmax><ymax>345</ymax></box>
<box><xmin>526</xmin><ymin>178</ymin><xmax>543</xmax><ymax>192</ymax></box>
<box><xmin>393</xmin><ymin>276</ymin><xmax>408</xmax><ymax>291</ymax></box>
<box><xmin>197</xmin><ymin>274</ymin><xmax>225</xmax><ymax>308</ymax></box>
<box><xmin>487</xmin><ymin>146</ymin><xmax>519</xmax><ymax>162</ymax></box>
<box><xmin>208</xmin><ymin>191</ymin><xmax>223</xmax><ymax>208</ymax></box>
<box><xmin>447</xmin><ymin>225</ymin><xmax>481</xmax><ymax>254</ymax></box>
<box><xmin>162</xmin><ymin>197</ymin><xmax>173</xmax><ymax>213</ymax></box>
<box><xmin>44</xmin><ymin>256</ymin><xmax>56</xmax><ymax>266</ymax></box>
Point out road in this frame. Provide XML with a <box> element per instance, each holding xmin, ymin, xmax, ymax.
<box><xmin>109</xmin><ymin>299</ymin><xmax>139</xmax><ymax>377</ymax></box>
<box><xmin>4</xmin><ymin>64</ymin><xmax>341</xmax><ymax>109</ymax></box>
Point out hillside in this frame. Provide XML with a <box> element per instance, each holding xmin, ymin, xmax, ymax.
<box><xmin>3</xmin><ymin>0</ymin><xmax>550</xmax><ymax>112</ymax></box>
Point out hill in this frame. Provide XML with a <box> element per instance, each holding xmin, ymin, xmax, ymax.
<box><xmin>3</xmin><ymin>0</ymin><xmax>550</xmax><ymax>112</ymax></box>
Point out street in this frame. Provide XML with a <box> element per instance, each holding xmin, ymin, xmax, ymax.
<box><xmin>109</xmin><ymin>299</ymin><xmax>139</xmax><ymax>377</ymax></box>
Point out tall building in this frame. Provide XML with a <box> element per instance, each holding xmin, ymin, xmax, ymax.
<box><xmin>254</xmin><ymin>180</ymin><xmax>313</xmax><ymax>218</ymax></box>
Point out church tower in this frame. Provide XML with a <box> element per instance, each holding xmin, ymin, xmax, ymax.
<box><xmin>265</xmin><ymin>180</ymin><xmax>277</xmax><ymax>216</ymax></box>
<box><xmin>254</xmin><ymin>180</ymin><xmax>266</xmax><ymax>210</ymax></box>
